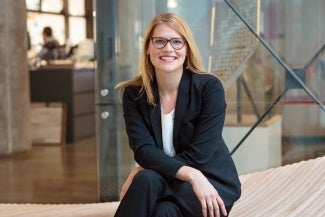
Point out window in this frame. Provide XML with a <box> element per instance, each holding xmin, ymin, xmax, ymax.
<box><xmin>41</xmin><ymin>0</ymin><xmax>63</xmax><ymax>13</ymax></box>
<box><xmin>69</xmin><ymin>17</ymin><xmax>86</xmax><ymax>46</ymax></box>
<box><xmin>26</xmin><ymin>0</ymin><xmax>40</xmax><ymax>10</ymax></box>
<box><xmin>68</xmin><ymin>0</ymin><xmax>87</xmax><ymax>46</ymax></box>
<box><xmin>26</xmin><ymin>0</ymin><xmax>88</xmax><ymax>52</ymax></box>
<box><xmin>27</xmin><ymin>12</ymin><xmax>65</xmax><ymax>49</ymax></box>
<box><xmin>69</xmin><ymin>0</ymin><xmax>85</xmax><ymax>16</ymax></box>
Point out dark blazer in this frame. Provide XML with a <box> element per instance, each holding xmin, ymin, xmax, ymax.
<box><xmin>122</xmin><ymin>69</ymin><xmax>241</xmax><ymax>205</ymax></box>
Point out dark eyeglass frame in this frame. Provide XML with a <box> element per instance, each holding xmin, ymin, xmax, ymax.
<box><xmin>150</xmin><ymin>37</ymin><xmax>187</xmax><ymax>50</ymax></box>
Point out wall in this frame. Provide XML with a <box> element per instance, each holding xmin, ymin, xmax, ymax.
<box><xmin>0</xmin><ymin>0</ymin><xmax>31</xmax><ymax>155</ymax></box>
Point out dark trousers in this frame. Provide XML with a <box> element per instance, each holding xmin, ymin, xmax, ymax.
<box><xmin>114</xmin><ymin>170</ymin><xmax>233</xmax><ymax>217</ymax></box>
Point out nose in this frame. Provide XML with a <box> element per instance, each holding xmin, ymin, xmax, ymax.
<box><xmin>162</xmin><ymin>41</ymin><xmax>173</xmax><ymax>51</ymax></box>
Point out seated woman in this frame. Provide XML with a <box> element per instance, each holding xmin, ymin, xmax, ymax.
<box><xmin>114</xmin><ymin>12</ymin><xmax>241</xmax><ymax>217</ymax></box>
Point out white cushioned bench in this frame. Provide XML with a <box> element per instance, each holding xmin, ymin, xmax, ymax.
<box><xmin>0</xmin><ymin>156</ymin><xmax>324</xmax><ymax>217</ymax></box>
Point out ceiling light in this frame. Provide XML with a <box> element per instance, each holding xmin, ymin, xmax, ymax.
<box><xmin>167</xmin><ymin>0</ymin><xmax>178</xmax><ymax>8</ymax></box>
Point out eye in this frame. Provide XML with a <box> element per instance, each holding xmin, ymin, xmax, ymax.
<box><xmin>154</xmin><ymin>38</ymin><xmax>166</xmax><ymax>45</ymax></box>
<box><xmin>171</xmin><ymin>39</ymin><xmax>184</xmax><ymax>45</ymax></box>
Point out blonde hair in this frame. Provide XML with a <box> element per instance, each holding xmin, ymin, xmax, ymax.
<box><xmin>116</xmin><ymin>12</ymin><xmax>206</xmax><ymax>105</ymax></box>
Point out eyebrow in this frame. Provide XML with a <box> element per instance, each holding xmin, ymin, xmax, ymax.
<box><xmin>151</xmin><ymin>36</ymin><xmax>183</xmax><ymax>39</ymax></box>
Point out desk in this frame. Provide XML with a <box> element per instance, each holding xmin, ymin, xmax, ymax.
<box><xmin>30</xmin><ymin>66</ymin><xmax>95</xmax><ymax>143</ymax></box>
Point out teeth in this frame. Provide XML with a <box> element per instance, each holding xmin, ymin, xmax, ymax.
<box><xmin>160</xmin><ymin>56</ymin><xmax>175</xmax><ymax>60</ymax></box>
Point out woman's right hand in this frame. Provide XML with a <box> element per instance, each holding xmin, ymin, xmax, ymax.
<box><xmin>120</xmin><ymin>166</ymin><xmax>144</xmax><ymax>200</ymax></box>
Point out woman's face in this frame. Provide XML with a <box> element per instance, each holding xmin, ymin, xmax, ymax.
<box><xmin>147</xmin><ymin>23</ymin><xmax>187</xmax><ymax>76</ymax></box>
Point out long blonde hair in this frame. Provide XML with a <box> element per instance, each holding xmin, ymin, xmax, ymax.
<box><xmin>116</xmin><ymin>12</ymin><xmax>206</xmax><ymax>105</ymax></box>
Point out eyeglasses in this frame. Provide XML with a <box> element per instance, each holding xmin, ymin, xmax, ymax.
<box><xmin>150</xmin><ymin>37</ymin><xmax>187</xmax><ymax>50</ymax></box>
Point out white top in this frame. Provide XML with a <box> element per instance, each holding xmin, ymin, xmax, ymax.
<box><xmin>161</xmin><ymin>109</ymin><xmax>175</xmax><ymax>157</ymax></box>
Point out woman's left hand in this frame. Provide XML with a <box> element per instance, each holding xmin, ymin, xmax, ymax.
<box><xmin>176</xmin><ymin>166</ymin><xmax>227</xmax><ymax>217</ymax></box>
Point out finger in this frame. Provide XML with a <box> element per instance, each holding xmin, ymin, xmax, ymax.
<box><xmin>216</xmin><ymin>195</ymin><xmax>227</xmax><ymax>216</ymax></box>
<box><xmin>208</xmin><ymin>202</ymin><xmax>215</xmax><ymax>217</ymax></box>
<box><xmin>201</xmin><ymin>200</ymin><xmax>208</xmax><ymax>217</ymax></box>
<box><xmin>212</xmin><ymin>200</ymin><xmax>220</xmax><ymax>217</ymax></box>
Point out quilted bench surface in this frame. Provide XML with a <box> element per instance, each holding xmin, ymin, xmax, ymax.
<box><xmin>0</xmin><ymin>157</ymin><xmax>324</xmax><ymax>217</ymax></box>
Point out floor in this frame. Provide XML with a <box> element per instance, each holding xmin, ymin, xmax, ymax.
<box><xmin>0</xmin><ymin>138</ymin><xmax>98</xmax><ymax>204</ymax></box>
<box><xmin>0</xmin><ymin>136</ymin><xmax>323</xmax><ymax>204</ymax></box>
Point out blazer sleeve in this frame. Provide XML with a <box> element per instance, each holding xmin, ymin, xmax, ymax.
<box><xmin>173</xmin><ymin>75</ymin><xmax>227</xmax><ymax>167</ymax></box>
<box><xmin>122</xmin><ymin>87</ymin><xmax>186</xmax><ymax>180</ymax></box>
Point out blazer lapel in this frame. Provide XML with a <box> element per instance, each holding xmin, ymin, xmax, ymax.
<box><xmin>148</xmin><ymin>80</ymin><xmax>163</xmax><ymax>149</ymax></box>
<box><xmin>173</xmin><ymin>70</ymin><xmax>191</xmax><ymax>149</ymax></box>
<box><xmin>148</xmin><ymin>70</ymin><xmax>191</xmax><ymax>150</ymax></box>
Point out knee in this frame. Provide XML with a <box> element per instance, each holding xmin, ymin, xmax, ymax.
<box><xmin>132</xmin><ymin>169</ymin><xmax>164</xmax><ymax>187</ymax></box>
<box><xmin>151</xmin><ymin>201</ymin><xmax>182</xmax><ymax>217</ymax></box>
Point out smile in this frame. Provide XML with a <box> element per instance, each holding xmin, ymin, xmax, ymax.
<box><xmin>159</xmin><ymin>56</ymin><xmax>176</xmax><ymax>61</ymax></box>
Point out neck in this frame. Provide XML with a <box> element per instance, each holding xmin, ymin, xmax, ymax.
<box><xmin>156</xmin><ymin>69</ymin><xmax>182</xmax><ymax>114</ymax></box>
<box><xmin>156</xmin><ymin>69</ymin><xmax>182</xmax><ymax>96</ymax></box>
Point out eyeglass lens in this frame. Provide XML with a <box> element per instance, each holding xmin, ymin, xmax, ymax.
<box><xmin>151</xmin><ymin>37</ymin><xmax>186</xmax><ymax>50</ymax></box>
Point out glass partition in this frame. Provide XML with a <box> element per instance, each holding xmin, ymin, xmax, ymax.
<box><xmin>95</xmin><ymin>0</ymin><xmax>325</xmax><ymax>201</ymax></box>
<box><xmin>222</xmin><ymin>0</ymin><xmax>325</xmax><ymax>173</ymax></box>
<box><xmin>224</xmin><ymin>0</ymin><xmax>325</xmax><ymax>108</ymax></box>
<box><xmin>96</xmin><ymin>0</ymin><xmax>219</xmax><ymax>201</ymax></box>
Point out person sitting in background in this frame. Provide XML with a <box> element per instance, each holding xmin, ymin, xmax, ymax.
<box><xmin>37</xmin><ymin>26</ymin><xmax>60</xmax><ymax>61</ymax></box>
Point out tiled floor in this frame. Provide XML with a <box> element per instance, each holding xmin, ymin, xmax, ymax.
<box><xmin>0</xmin><ymin>136</ymin><xmax>323</xmax><ymax>204</ymax></box>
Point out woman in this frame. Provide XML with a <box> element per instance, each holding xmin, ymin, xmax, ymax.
<box><xmin>114</xmin><ymin>13</ymin><xmax>241</xmax><ymax>217</ymax></box>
